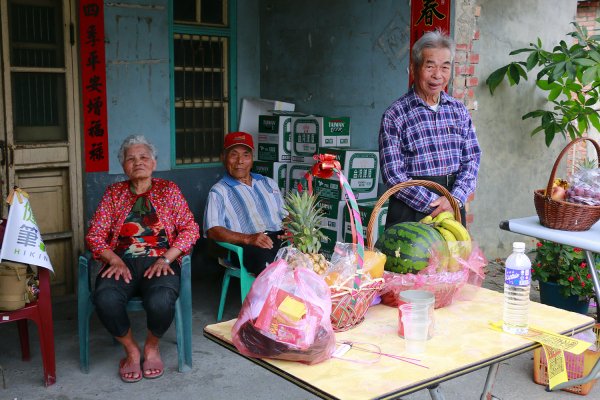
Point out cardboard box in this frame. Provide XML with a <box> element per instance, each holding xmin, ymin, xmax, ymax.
<box><xmin>286</xmin><ymin>163</ymin><xmax>312</xmax><ymax>193</ymax></box>
<box><xmin>257</xmin><ymin>112</ymin><xmax>306</xmax><ymax>162</ymax></box>
<box><xmin>252</xmin><ymin>161</ymin><xmax>287</xmax><ymax>192</ymax></box>
<box><xmin>343</xmin><ymin>200</ymin><xmax>388</xmax><ymax>245</ymax></box>
<box><xmin>291</xmin><ymin>116</ymin><xmax>351</xmax><ymax>163</ymax></box>
<box><xmin>312</xmin><ymin>148</ymin><xmax>380</xmax><ymax>201</ymax></box>
<box><xmin>238</xmin><ymin>98</ymin><xmax>295</xmax><ymax>160</ymax></box>
<box><xmin>314</xmin><ymin>198</ymin><xmax>346</xmax><ymax>259</ymax></box>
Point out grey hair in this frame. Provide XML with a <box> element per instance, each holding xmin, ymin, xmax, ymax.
<box><xmin>411</xmin><ymin>30</ymin><xmax>455</xmax><ymax>68</ymax></box>
<box><xmin>117</xmin><ymin>134</ymin><xmax>157</xmax><ymax>165</ymax></box>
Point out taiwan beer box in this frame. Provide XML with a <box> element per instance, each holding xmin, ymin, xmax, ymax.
<box><xmin>286</xmin><ymin>163</ymin><xmax>312</xmax><ymax>193</ymax></box>
<box><xmin>257</xmin><ymin>112</ymin><xmax>306</xmax><ymax>162</ymax></box>
<box><xmin>314</xmin><ymin>198</ymin><xmax>346</xmax><ymax>260</ymax></box>
<box><xmin>291</xmin><ymin>116</ymin><xmax>351</xmax><ymax>163</ymax></box>
<box><xmin>313</xmin><ymin>148</ymin><xmax>379</xmax><ymax>201</ymax></box>
<box><xmin>343</xmin><ymin>200</ymin><xmax>388</xmax><ymax>244</ymax></box>
<box><xmin>252</xmin><ymin>161</ymin><xmax>287</xmax><ymax>192</ymax></box>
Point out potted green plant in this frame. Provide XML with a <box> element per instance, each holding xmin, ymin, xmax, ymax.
<box><xmin>486</xmin><ymin>19</ymin><xmax>600</xmax><ymax>147</ymax></box>
<box><xmin>532</xmin><ymin>240</ymin><xmax>600</xmax><ymax>313</ymax></box>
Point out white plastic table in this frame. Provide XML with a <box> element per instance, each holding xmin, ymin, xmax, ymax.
<box><xmin>500</xmin><ymin>216</ymin><xmax>600</xmax><ymax>391</ymax></box>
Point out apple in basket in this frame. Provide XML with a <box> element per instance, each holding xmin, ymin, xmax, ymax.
<box><xmin>551</xmin><ymin>185</ymin><xmax>566</xmax><ymax>201</ymax></box>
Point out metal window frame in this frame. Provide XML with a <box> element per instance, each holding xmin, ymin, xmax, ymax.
<box><xmin>169</xmin><ymin>0</ymin><xmax>237</xmax><ymax>169</ymax></box>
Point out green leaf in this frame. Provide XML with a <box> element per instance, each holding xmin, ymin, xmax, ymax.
<box><xmin>548</xmin><ymin>86</ymin><xmax>562</xmax><ymax>101</ymax></box>
<box><xmin>590</xmin><ymin>50</ymin><xmax>600</xmax><ymax>62</ymax></box>
<box><xmin>588</xmin><ymin>111</ymin><xmax>600</xmax><ymax>131</ymax></box>
<box><xmin>536</xmin><ymin>79</ymin><xmax>551</xmax><ymax>90</ymax></box>
<box><xmin>486</xmin><ymin>65</ymin><xmax>509</xmax><ymax>95</ymax></box>
<box><xmin>509</xmin><ymin>48</ymin><xmax>534</xmax><ymax>55</ymax></box>
<box><xmin>508</xmin><ymin>64</ymin><xmax>522</xmax><ymax>85</ymax></box>
<box><xmin>544</xmin><ymin>126</ymin><xmax>556</xmax><ymax>147</ymax></box>
<box><xmin>530</xmin><ymin>125</ymin><xmax>545</xmax><ymax>137</ymax></box>
<box><xmin>526</xmin><ymin>51</ymin><xmax>539</xmax><ymax>70</ymax></box>
<box><xmin>522</xmin><ymin>110</ymin><xmax>546</xmax><ymax>119</ymax></box>
<box><xmin>582</xmin><ymin>66</ymin><xmax>597</xmax><ymax>85</ymax></box>
<box><xmin>551</xmin><ymin>61</ymin><xmax>566</xmax><ymax>80</ymax></box>
<box><xmin>573</xmin><ymin>58</ymin><xmax>597</xmax><ymax>66</ymax></box>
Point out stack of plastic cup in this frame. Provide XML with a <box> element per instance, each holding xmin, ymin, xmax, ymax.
<box><xmin>397</xmin><ymin>290</ymin><xmax>435</xmax><ymax>339</ymax></box>
<box><xmin>399</xmin><ymin>302</ymin><xmax>431</xmax><ymax>354</ymax></box>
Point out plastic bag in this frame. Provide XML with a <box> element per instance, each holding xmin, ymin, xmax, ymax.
<box><xmin>566</xmin><ymin>167</ymin><xmax>600</xmax><ymax>206</ymax></box>
<box><xmin>231</xmin><ymin>247</ymin><xmax>336</xmax><ymax>364</ymax></box>
<box><xmin>379</xmin><ymin>242</ymin><xmax>486</xmax><ymax>308</ymax></box>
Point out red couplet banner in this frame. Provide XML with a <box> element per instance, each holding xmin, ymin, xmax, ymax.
<box><xmin>409</xmin><ymin>0</ymin><xmax>452</xmax><ymax>85</ymax></box>
<box><xmin>79</xmin><ymin>0</ymin><xmax>108</xmax><ymax>172</ymax></box>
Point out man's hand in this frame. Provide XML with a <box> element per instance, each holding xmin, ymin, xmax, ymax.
<box><xmin>428</xmin><ymin>196</ymin><xmax>454</xmax><ymax>219</ymax></box>
<box><xmin>101</xmin><ymin>257</ymin><xmax>132</xmax><ymax>283</ymax></box>
<box><xmin>246</xmin><ymin>232</ymin><xmax>274</xmax><ymax>249</ymax></box>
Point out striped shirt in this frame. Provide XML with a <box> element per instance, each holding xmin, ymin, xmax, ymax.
<box><xmin>379</xmin><ymin>89</ymin><xmax>481</xmax><ymax>212</ymax></box>
<box><xmin>203</xmin><ymin>172</ymin><xmax>286</xmax><ymax>235</ymax></box>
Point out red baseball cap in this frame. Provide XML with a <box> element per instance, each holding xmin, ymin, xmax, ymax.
<box><xmin>224</xmin><ymin>131</ymin><xmax>254</xmax><ymax>151</ymax></box>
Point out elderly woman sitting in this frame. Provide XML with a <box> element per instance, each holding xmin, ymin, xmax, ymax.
<box><xmin>85</xmin><ymin>135</ymin><xmax>199</xmax><ymax>383</ymax></box>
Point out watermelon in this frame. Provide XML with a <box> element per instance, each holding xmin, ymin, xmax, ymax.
<box><xmin>374</xmin><ymin>222</ymin><xmax>445</xmax><ymax>274</ymax></box>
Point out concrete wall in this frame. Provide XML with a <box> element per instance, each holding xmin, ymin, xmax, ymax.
<box><xmin>259</xmin><ymin>0</ymin><xmax>411</xmax><ymax>151</ymax></box>
<box><xmin>470</xmin><ymin>0</ymin><xmax>578</xmax><ymax>258</ymax></box>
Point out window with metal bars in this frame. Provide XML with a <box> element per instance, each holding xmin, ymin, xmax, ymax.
<box><xmin>9</xmin><ymin>0</ymin><xmax>67</xmax><ymax>142</ymax></box>
<box><xmin>173</xmin><ymin>0</ymin><xmax>229</xmax><ymax>165</ymax></box>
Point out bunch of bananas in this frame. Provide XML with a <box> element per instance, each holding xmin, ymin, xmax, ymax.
<box><xmin>420</xmin><ymin>211</ymin><xmax>472</xmax><ymax>271</ymax></box>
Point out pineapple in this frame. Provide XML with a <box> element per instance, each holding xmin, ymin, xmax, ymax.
<box><xmin>283</xmin><ymin>191</ymin><xmax>329</xmax><ymax>274</ymax></box>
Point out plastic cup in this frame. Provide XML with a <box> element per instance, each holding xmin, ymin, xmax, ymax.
<box><xmin>398</xmin><ymin>290</ymin><xmax>435</xmax><ymax>338</ymax></box>
<box><xmin>402</xmin><ymin>316</ymin><xmax>430</xmax><ymax>354</ymax></box>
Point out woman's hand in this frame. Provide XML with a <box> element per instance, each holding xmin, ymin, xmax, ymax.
<box><xmin>100</xmin><ymin>255</ymin><xmax>132</xmax><ymax>283</ymax></box>
<box><xmin>144</xmin><ymin>257</ymin><xmax>175</xmax><ymax>279</ymax></box>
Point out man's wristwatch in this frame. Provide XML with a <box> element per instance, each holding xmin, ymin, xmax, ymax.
<box><xmin>159</xmin><ymin>255</ymin><xmax>171</xmax><ymax>265</ymax></box>
<box><xmin>456</xmin><ymin>199</ymin><xmax>463</xmax><ymax>208</ymax></box>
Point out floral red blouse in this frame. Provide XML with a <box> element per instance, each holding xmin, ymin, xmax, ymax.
<box><xmin>86</xmin><ymin>178</ymin><xmax>200</xmax><ymax>261</ymax></box>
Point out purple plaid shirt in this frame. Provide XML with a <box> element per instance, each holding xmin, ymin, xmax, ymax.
<box><xmin>379</xmin><ymin>89</ymin><xmax>481</xmax><ymax>213</ymax></box>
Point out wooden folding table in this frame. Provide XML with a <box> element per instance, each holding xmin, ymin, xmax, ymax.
<box><xmin>204</xmin><ymin>287</ymin><xmax>594</xmax><ymax>400</ymax></box>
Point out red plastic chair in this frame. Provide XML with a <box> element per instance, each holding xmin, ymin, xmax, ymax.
<box><xmin>0</xmin><ymin>267</ymin><xmax>56</xmax><ymax>386</ymax></box>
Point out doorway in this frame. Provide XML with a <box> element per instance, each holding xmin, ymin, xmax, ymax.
<box><xmin>0</xmin><ymin>0</ymin><xmax>83</xmax><ymax>295</ymax></box>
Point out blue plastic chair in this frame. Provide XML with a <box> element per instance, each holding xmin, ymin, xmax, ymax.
<box><xmin>215</xmin><ymin>242</ymin><xmax>255</xmax><ymax>321</ymax></box>
<box><xmin>78</xmin><ymin>252</ymin><xmax>193</xmax><ymax>373</ymax></box>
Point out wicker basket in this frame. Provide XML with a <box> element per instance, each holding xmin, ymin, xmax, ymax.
<box><xmin>366</xmin><ymin>180</ymin><xmax>464</xmax><ymax>309</ymax></box>
<box><xmin>306</xmin><ymin>154</ymin><xmax>384</xmax><ymax>332</ymax></box>
<box><xmin>533</xmin><ymin>324</ymin><xmax>600</xmax><ymax>395</ymax></box>
<box><xmin>534</xmin><ymin>137</ymin><xmax>600</xmax><ymax>231</ymax></box>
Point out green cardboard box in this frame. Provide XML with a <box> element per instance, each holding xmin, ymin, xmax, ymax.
<box><xmin>291</xmin><ymin>116</ymin><xmax>351</xmax><ymax>163</ymax></box>
<box><xmin>312</xmin><ymin>148</ymin><xmax>379</xmax><ymax>201</ymax></box>
<box><xmin>257</xmin><ymin>112</ymin><xmax>305</xmax><ymax>162</ymax></box>
<box><xmin>286</xmin><ymin>162</ymin><xmax>312</xmax><ymax>193</ymax></box>
<box><xmin>343</xmin><ymin>200</ymin><xmax>388</xmax><ymax>245</ymax></box>
<box><xmin>252</xmin><ymin>161</ymin><xmax>287</xmax><ymax>192</ymax></box>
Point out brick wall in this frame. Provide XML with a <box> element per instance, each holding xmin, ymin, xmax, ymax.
<box><xmin>568</xmin><ymin>0</ymin><xmax>600</xmax><ymax>176</ymax></box>
<box><xmin>452</xmin><ymin>1</ymin><xmax>481</xmax><ymax>226</ymax></box>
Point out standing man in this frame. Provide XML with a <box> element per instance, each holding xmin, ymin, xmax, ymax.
<box><xmin>204</xmin><ymin>131</ymin><xmax>287</xmax><ymax>274</ymax></box>
<box><xmin>379</xmin><ymin>30</ymin><xmax>481</xmax><ymax>228</ymax></box>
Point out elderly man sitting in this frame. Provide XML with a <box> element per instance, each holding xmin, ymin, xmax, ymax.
<box><xmin>204</xmin><ymin>131</ymin><xmax>287</xmax><ymax>274</ymax></box>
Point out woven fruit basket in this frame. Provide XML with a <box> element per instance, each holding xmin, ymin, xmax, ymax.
<box><xmin>534</xmin><ymin>137</ymin><xmax>600</xmax><ymax>231</ymax></box>
<box><xmin>366</xmin><ymin>180</ymin><xmax>466</xmax><ymax>309</ymax></box>
<box><xmin>307</xmin><ymin>154</ymin><xmax>384</xmax><ymax>332</ymax></box>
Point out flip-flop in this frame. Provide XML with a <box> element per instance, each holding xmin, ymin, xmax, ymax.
<box><xmin>142</xmin><ymin>358</ymin><xmax>164</xmax><ymax>379</ymax></box>
<box><xmin>119</xmin><ymin>358</ymin><xmax>142</xmax><ymax>383</ymax></box>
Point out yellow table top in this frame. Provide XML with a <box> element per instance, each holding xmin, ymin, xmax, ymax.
<box><xmin>204</xmin><ymin>287</ymin><xmax>594</xmax><ymax>400</ymax></box>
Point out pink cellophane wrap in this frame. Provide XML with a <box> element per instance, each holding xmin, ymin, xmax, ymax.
<box><xmin>231</xmin><ymin>247</ymin><xmax>336</xmax><ymax>364</ymax></box>
<box><xmin>379</xmin><ymin>242</ymin><xmax>487</xmax><ymax>309</ymax></box>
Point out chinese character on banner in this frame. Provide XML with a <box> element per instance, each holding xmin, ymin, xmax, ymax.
<box><xmin>80</xmin><ymin>0</ymin><xmax>108</xmax><ymax>172</ymax></box>
<box><xmin>0</xmin><ymin>189</ymin><xmax>53</xmax><ymax>272</ymax></box>
<box><xmin>409</xmin><ymin>0</ymin><xmax>452</xmax><ymax>86</ymax></box>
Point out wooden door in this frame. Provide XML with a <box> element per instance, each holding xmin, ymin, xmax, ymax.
<box><xmin>0</xmin><ymin>0</ymin><xmax>83</xmax><ymax>295</ymax></box>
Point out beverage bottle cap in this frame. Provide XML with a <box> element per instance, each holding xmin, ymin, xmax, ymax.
<box><xmin>512</xmin><ymin>242</ymin><xmax>526</xmax><ymax>251</ymax></box>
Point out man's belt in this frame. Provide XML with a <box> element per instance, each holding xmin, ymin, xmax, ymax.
<box><xmin>411</xmin><ymin>174</ymin><xmax>456</xmax><ymax>188</ymax></box>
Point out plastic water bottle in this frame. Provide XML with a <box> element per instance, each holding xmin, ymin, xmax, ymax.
<box><xmin>503</xmin><ymin>242</ymin><xmax>531</xmax><ymax>334</ymax></box>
